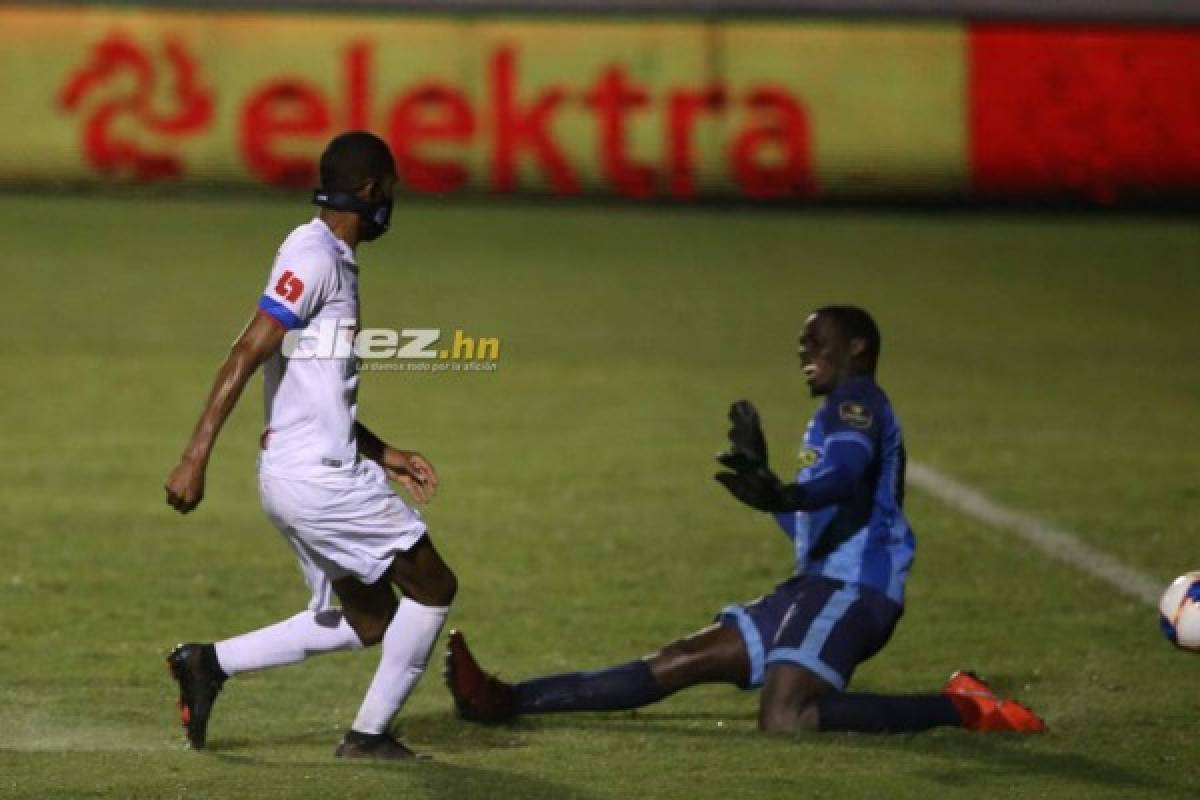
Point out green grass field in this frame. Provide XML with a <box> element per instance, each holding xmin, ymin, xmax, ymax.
<box><xmin>1</xmin><ymin>194</ymin><xmax>1197</xmax><ymax>799</ymax></box>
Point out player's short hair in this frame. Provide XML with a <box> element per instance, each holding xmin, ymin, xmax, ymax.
<box><xmin>318</xmin><ymin>131</ymin><xmax>396</xmax><ymax>193</ymax></box>
<box><xmin>815</xmin><ymin>305</ymin><xmax>881</xmax><ymax>372</ymax></box>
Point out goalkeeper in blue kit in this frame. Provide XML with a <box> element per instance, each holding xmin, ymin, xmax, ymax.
<box><xmin>446</xmin><ymin>306</ymin><xmax>1045</xmax><ymax>734</ymax></box>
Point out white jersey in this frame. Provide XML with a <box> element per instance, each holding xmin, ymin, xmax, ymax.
<box><xmin>256</xmin><ymin>218</ymin><xmax>359</xmax><ymax>476</ymax></box>
<box><xmin>251</xmin><ymin>217</ymin><xmax>427</xmax><ymax>609</ymax></box>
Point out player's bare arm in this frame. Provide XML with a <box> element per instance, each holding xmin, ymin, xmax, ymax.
<box><xmin>164</xmin><ymin>313</ymin><xmax>285</xmax><ymax>514</ymax></box>
<box><xmin>354</xmin><ymin>421</ymin><xmax>439</xmax><ymax>504</ymax></box>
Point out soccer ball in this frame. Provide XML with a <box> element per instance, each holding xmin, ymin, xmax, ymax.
<box><xmin>1159</xmin><ymin>572</ymin><xmax>1200</xmax><ymax>652</ymax></box>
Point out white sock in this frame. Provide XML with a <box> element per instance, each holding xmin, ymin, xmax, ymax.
<box><xmin>350</xmin><ymin>599</ymin><xmax>449</xmax><ymax>734</ymax></box>
<box><xmin>214</xmin><ymin>609</ymin><xmax>363</xmax><ymax>676</ymax></box>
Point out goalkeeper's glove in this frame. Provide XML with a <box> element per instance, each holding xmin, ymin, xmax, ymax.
<box><xmin>714</xmin><ymin>465</ymin><xmax>805</xmax><ymax>512</ymax></box>
<box><xmin>713</xmin><ymin>400</ymin><xmax>804</xmax><ymax>512</ymax></box>
<box><xmin>715</xmin><ymin>399</ymin><xmax>769</xmax><ymax>472</ymax></box>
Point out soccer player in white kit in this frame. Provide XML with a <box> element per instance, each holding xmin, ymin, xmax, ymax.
<box><xmin>163</xmin><ymin>132</ymin><xmax>456</xmax><ymax>760</ymax></box>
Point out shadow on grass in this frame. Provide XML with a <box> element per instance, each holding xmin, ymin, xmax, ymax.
<box><xmin>204</xmin><ymin>750</ymin><xmax>587</xmax><ymax>800</ymax></box>
<box><xmin>207</xmin><ymin>711</ymin><xmax>533</xmax><ymax>756</ymax></box>
<box><xmin>202</xmin><ymin>705</ymin><xmax>1164</xmax><ymax>795</ymax></box>
<box><xmin>829</xmin><ymin>731</ymin><xmax>1160</xmax><ymax>793</ymax></box>
<box><xmin>472</xmin><ymin>710</ymin><xmax>1162</xmax><ymax>795</ymax></box>
<box><xmin>416</xmin><ymin>760</ymin><xmax>592</xmax><ymax>800</ymax></box>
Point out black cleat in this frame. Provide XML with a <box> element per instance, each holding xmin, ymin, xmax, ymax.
<box><xmin>335</xmin><ymin>730</ymin><xmax>428</xmax><ymax>760</ymax></box>
<box><xmin>166</xmin><ymin>642</ymin><xmax>226</xmax><ymax>749</ymax></box>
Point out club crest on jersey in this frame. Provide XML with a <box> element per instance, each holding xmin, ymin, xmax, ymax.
<box><xmin>796</xmin><ymin>448</ymin><xmax>820</xmax><ymax>468</ymax></box>
<box><xmin>838</xmin><ymin>401</ymin><xmax>873</xmax><ymax>430</ymax></box>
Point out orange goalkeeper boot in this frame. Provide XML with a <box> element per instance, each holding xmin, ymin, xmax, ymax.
<box><xmin>943</xmin><ymin>670</ymin><xmax>1046</xmax><ymax>733</ymax></box>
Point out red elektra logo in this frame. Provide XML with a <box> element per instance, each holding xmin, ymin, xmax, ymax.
<box><xmin>240</xmin><ymin>43</ymin><xmax>817</xmax><ymax>199</ymax></box>
<box><xmin>56</xmin><ymin>32</ymin><xmax>817</xmax><ymax>200</ymax></box>
<box><xmin>58</xmin><ymin>33</ymin><xmax>214</xmax><ymax>180</ymax></box>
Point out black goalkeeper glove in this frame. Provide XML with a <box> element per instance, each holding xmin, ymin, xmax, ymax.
<box><xmin>713</xmin><ymin>400</ymin><xmax>805</xmax><ymax>512</ymax></box>
<box><xmin>714</xmin><ymin>467</ymin><xmax>807</xmax><ymax>513</ymax></box>
<box><xmin>715</xmin><ymin>400</ymin><xmax>769</xmax><ymax>472</ymax></box>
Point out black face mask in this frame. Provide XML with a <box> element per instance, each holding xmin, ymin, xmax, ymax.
<box><xmin>312</xmin><ymin>189</ymin><xmax>393</xmax><ymax>241</ymax></box>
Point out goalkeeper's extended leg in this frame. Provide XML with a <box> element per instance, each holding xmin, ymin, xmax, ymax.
<box><xmin>446</xmin><ymin>623</ymin><xmax>749</xmax><ymax>722</ymax></box>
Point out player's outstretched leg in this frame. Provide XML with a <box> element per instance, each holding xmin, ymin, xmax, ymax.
<box><xmin>446</xmin><ymin>623</ymin><xmax>749</xmax><ymax>722</ymax></box>
<box><xmin>166</xmin><ymin>643</ymin><xmax>226</xmax><ymax>749</ymax></box>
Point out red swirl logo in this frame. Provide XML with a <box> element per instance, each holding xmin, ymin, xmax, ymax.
<box><xmin>58</xmin><ymin>33</ymin><xmax>214</xmax><ymax>180</ymax></box>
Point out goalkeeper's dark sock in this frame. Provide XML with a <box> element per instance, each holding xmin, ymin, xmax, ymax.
<box><xmin>817</xmin><ymin>692</ymin><xmax>962</xmax><ymax>733</ymax></box>
<box><xmin>514</xmin><ymin>660</ymin><xmax>664</xmax><ymax>714</ymax></box>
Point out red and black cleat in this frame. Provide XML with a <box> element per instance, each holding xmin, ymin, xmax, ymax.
<box><xmin>166</xmin><ymin>642</ymin><xmax>226</xmax><ymax>749</ymax></box>
<box><xmin>444</xmin><ymin>630</ymin><xmax>517</xmax><ymax>723</ymax></box>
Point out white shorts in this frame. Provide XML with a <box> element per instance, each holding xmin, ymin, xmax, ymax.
<box><xmin>258</xmin><ymin>458</ymin><xmax>427</xmax><ymax>611</ymax></box>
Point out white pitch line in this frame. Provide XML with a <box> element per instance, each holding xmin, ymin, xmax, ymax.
<box><xmin>907</xmin><ymin>461</ymin><xmax>1161</xmax><ymax>606</ymax></box>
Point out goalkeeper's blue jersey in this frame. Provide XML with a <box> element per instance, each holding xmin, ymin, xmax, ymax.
<box><xmin>773</xmin><ymin>376</ymin><xmax>915</xmax><ymax>605</ymax></box>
